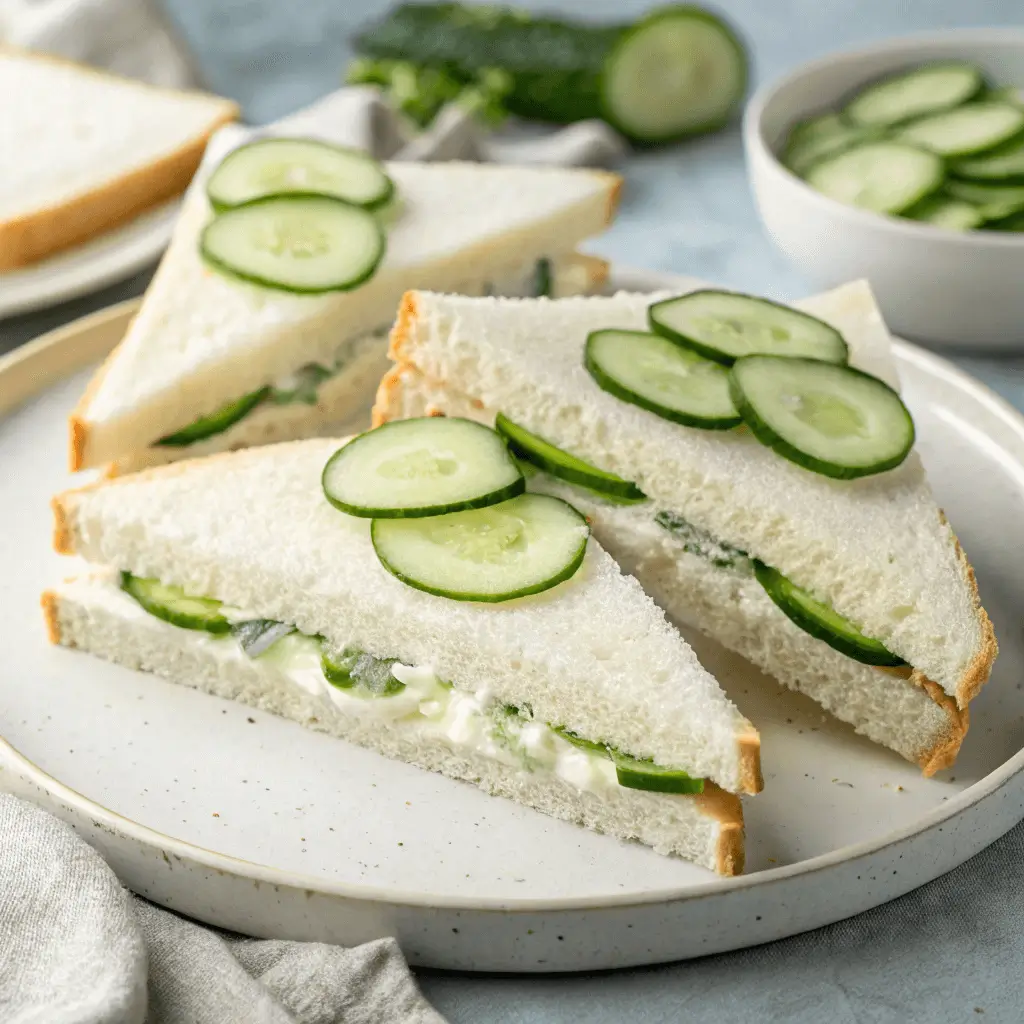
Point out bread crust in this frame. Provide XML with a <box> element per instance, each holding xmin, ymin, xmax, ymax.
<box><xmin>0</xmin><ymin>47</ymin><xmax>237</xmax><ymax>271</ymax></box>
<box><xmin>40</xmin><ymin>590</ymin><xmax>62</xmax><ymax>645</ymax></box>
<box><xmin>693</xmin><ymin>783</ymin><xmax>744</xmax><ymax>876</ymax></box>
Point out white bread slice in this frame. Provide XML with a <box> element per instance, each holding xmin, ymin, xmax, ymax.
<box><xmin>51</xmin><ymin>437</ymin><xmax>761</xmax><ymax>796</ymax></box>
<box><xmin>373</xmin><ymin>364</ymin><xmax>966</xmax><ymax>773</ymax></box>
<box><xmin>43</xmin><ymin>570</ymin><xmax>743</xmax><ymax>875</ymax></box>
<box><xmin>69</xmin><ymin>155</ymin><xmax>621</xmax><ymax>471</ymax></box>
<box><xmin>0</xmin><ymin>47</ymin><xmax>237</xmax><ymax>270</ymax></box>
<box><xmin>380</xmin><ymin>282</ymin><xmax>996</xmax><ymax>708</ymax></box>
<box><xmin>105</xmin><ymin>254</ymin><xmax>608</xmax><ymax>478</ymax></box>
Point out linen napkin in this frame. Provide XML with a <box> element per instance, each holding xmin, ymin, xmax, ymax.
<box><xmin>0</xmin><ymin>794</ymin><xmax>447</xmax><ymax>1024</ymax></box>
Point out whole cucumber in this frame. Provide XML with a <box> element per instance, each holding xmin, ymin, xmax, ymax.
<box><xmin>352</xmin><ymin>3</ymin><xmax>747</xmax><ymax>144</ymax></box>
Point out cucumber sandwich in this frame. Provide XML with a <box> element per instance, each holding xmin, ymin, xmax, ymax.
<box><xmin>68</xmin><ymin>127</ymin><xmax>621</xmax><ymax>476</ymax></box>
<box><xmin>45</xmin><ymin>430</ymin><xmax>761</xmax><ymax>875</ymax></box>
<box><xmin>373</xmin><ymin>281</ymin><xmax>997</xmax><ymax>774</ymax></box>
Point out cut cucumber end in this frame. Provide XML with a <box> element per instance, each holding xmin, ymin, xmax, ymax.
<box><xmin>200</xmin><ymin>195</ymin><xmax>386</xmax><ymax>294</ymax></box>
<box><xmin>729</xmin><ymin>356</ymin><xmax>915</xmax><ymax>480</ymax></box>
<box><xmin>207</xmin><ymin>136</ymin><xmax>395</xmax><ymax>211</ymax></box>
<box><xmin>586</xmin><ymin>328</ymin><xmax>741</xmax><ymax>430</ymax></box>
<box><xmin>754</xmin><ymin>561</ymin><xmax>906</xmax><ymax>666</ymax></box>
<box><xmin>600</xmin><ymin>6</ymin><xmax>747</xmax><ymax>144</ymax></box>
<box><xmin>649</xmin><ymin>289</ymin><xmax>848</xmax><ymax>365</ymax></box>
<box><xmin>371</xmin><ymin>493</ymin><xmax>590</xmax><ymax>603</ymax></box>
<box><xmin>322</xmin><ymin>417</ymin><xmax>525</xmax><ymax>519</ymax></box>
<box><xmin>495</xmin><ymin>413</ymin><xmax>645</xmax><ymax>501</ymax></box>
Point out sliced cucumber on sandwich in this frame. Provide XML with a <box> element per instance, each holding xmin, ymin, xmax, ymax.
<box><xmin>120</xmin><ymin>573</ymin><xmax>231</xmax><ymax>634</ymax></box>
<box><xmin>156</xmin><ymin>387</ymin><xmax>271</xmax><ymax>447</ymax></box>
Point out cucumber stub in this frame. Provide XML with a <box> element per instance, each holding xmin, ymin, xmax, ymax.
<box><xmin>612</xmin><ymin>751</ymin><xmax>705</xmax><ymax>794</ymax></box>
<box><xmin>371</xmin><ymin>492</ymin><xmax>590</xmax><ymax>602</ymax></box>
<box><xmin>200</xmin><ymin>195</ymin><xmax>385</xmax><ymax>294</ymax></box>
<box><xmin>804</xmin><ymin>141</ymin><xmax>944</xmax><ymax>215</ymax></box>
<box><xmin>322</xmin><ymin>417</ymin><xmax>525</xmax><ymax>519</ymax></box>
<box><xmin>729</xmin><ymin>356</ymin><xmax>915</xmax><ymax>480</ymax></box>
<box><xmin>649</xmin><ymin>290</ymin><xmax>849</xmax><ymax>365</ymax></box>
<box><xmin>120</xmin><ymin>573</ymin><xmax>231</xmax><ymax>634</ymax></box>
<box><xmin>495</xmin><ymin>413</ymin><xmax>646</xmax><ymax>502</ymax></box>
<box><xmin>155</xmin><ymin>387</ymin><xmax>270</xmax><ymax>447</ymax></box>
<box><xmin>754</xmin><ymin>561</ymin><xmax>905</xmax><ymax>667</ymax></box>
<box><xmin>207</xmin><ymin>137</ymin><xmax>395</xmax><ymax>211</ymax></box>
<box><xmin>844</xmin><ymin>61</ymin><xmax>984</xmax><ymax>128</ymax></box>
<box><xmin>585</xmin><ymin>328</ymin><xmax>741</xmax><ymax>430</ymax></box>
<box><xmin>895</xmin><ymin>102</ymin><xmax>1024</xmax><ymax>159</ymax></box>
<box><xmin>600</xmin><ymin>6</ymin><xmax>747</xmax><ymax>144</ymax></box>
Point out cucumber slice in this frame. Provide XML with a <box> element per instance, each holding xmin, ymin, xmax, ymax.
<box><xmin>945</xmin><ymin>179</ymin><xmax>1024</xmax><ymax>219</ymax></box>
<box><xmin>983</xmin><ymin>208</ymin><xmax>1024</xmax><ymax>231</ymax></box>
<box><xmin>754</xmin><ymin>561</ymin><xmax>905</xmax><ymax>666</ymax></box>
<box><xmin>729</xmin><ymin>356</ymin><xmax>915</xmax><ymax>479</ymax></box>
<box><xmin>207</xmin><ymin>137</ymin><xmax>394</xmax><ymax>212</ymax></box>
<box><xmin>320</xmin><ymin>644</ymin><xmax>404</xmax><ymax>695</ymax></box>
<box><xmin>532</xmin><ymin>258</ymin><xmax>552</xmax><ymax>298</ymax></box>
<box><xmin>612</xmin><ymin>752</ymin><xmax>705</xmax><ymax>794</ymax></box>
<box><xmin>600</xmin><ymin>7</ymin><xmax>747</xmax><ymax>144</ymax></box>
<box><xmin>371</xmin><ymin>493</ymin><xmax>589</xmax><ymax>602</ymax></box>
<box><xmin>902</xmin><ymin>194</ymin><xmax>984</xmax><ymax>231</ymax></box>
<box><xmin>844</xmin><ymin>62</ymin><xmax>984</xmax><ymax>128</ymax></box>
<box><xmin>784</xmin><ymin>121</ymin><xmax>875</xmax><ymax>177</ymax></box>
<box><xmin>787</xmin><ymin>113</ymin><xmax>848</xmax><ymax>150</ymax></box>
<box><xmin>552</xmin><ymin>726</ymin><xmax>610</xmax><ymax>756</ymax></box>
<box><xmin>989</xmin><ymin>85</ymin><xmax>1024</xmax><ymax>107</ymax></box>
<box><xmin>950</xmin><ymin>135</ymin><xmax>1024</xmax><ymax>183</ymax></box>
<box><xmin>232</xmin><ymin>619</ymin><xmax>296</xmax><ymax>657</ymax></box>
<box><xmin>895</xmin><ymin>103</ymin><xmax>1024</xmax><ymax>158</ymax></box>
<box><xmin>322</xmin><ymin>418</ymin><xmax>524</xmax><ymax>519</ymax></box>
<box><xmin>649</xmin><ymin>290</ymin><xmax>848</xmax><ymax>366</ymax></box>
<box><xmin>804</xmin><ymin>141</ymin><xmax>944</xmax><ymax>215</ymax></box>
<box><xmin>495</xmin><ymin>413</ymin><xmax>645</xmax><ymax>502</ymax></box>
<box><xmin>200</xmin><ymin>195</ymin><xmax>385</xmax><ymax>294</ymax></box>
<box><xmin>155</xmin><ymin>387</ymin><xmax>270</xmax><ymax>447</ymax></box>
<box><xmin>585</xmin><ymin>328</ymin><xmax>741</xmax><ymax>430</ymax></box>
<box><xmin>120</xmin><ymin>572</ymin><xmax>231</xmax><ymax>634</ymax></box>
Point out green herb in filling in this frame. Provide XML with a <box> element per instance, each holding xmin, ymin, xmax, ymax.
<box><xmin>653</xmin><ymin>510</ymin><xmax>751</xmax><ymax>571</ymax></box>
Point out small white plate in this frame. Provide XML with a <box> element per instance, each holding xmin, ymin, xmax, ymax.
<box><xmin>1</xmin><ymin>267</ymin><xmax>1023</xmax><ymax>972</ymax></box>
<box><xmin>0</xmin><ymin>201</ymin><xmax>179</xmax><ymax>319</ymax></box>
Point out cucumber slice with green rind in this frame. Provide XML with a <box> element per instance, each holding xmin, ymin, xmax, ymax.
<box><xmin>784</xmin><ymin>122</ymin><xmax>875</xmax><ymax>177</ymax></box>
<box><xmin>320</xmin><ymin>644</ymin><xmax>405</xmax><ymax>694</ymax></box>
<box><xmin>988</xmin><ymin>85</ymin><xmax>1024</xmax><ymax>107</ymax></box>
<box><xmin>944</xmin><ymin>178</ymin><xmax>1024</xmax><ymax>219</ymax></box>
<box><xmin>983</xmin><ymin>208</ymin><xmax>1024</xmax><ymax>231</ymax></box>
<box><xmin>950</xmin><ymin>134</ymin><xmax>1024</xmax><ymax>183</ymax></box>
<box><xmin>120</xmin><ymin>573</ymin><xmax>231</xmax><ymax>634</ymax></box>
<box><xmin>322</xmin><ymin>418</ymin><xmax>525</xmax><ymax>519</ymax></box>
<box><xmin>586</xmin><ymin>328</ymin><xmax>741</xmax><ymax>430</ymax></box>
<box><xmin>552</xmin><ymin>726</ymin><xmax>611</xmax><ymax>756</ymax></box>
<box><xmin>155</xmin><ymin>387</ymin><xmax>270</xmax><ymax>447</ymax></box>
<box><xmin>787</xmin><ymin>113</ymin><xmax>848</xmax><ymax>150</ymax></box>
<box><xmin>894</xmin><ymin>102</ymin><xmax>1024</xmax><ymax>158</ymax></box>
<box><xmin>207</xmin><ymin>137</ymin><xmax>395</xmax><ymax>211</ymax></box>
<box><xmin>805</xmin><ymin>141</ymin><xmax>944</xmax><ymax>215</ymax></box>
<box><xmin>495</xmin><ymin>413</ymin><xmax>646</xmax><ymax>502</ymax></box>
<box><xmin>902</xmin><ymin>194</ymin><xmax>984</xmax><ymax>231</ymax></box>
<box><xmin>649</xmin><ymin>290</ymin><xmax>849</xmax><ymax>366</ymax></box>
<box><xmin>612</xmin><ymin>751</ymin><xmax>705</xmax><ymax>794</ymax></box>
<box><xmin>200</xmin><ymin>195</ymin><xmax>385</xmax><ymax>294</ymax></box>
<box><xmin>729</xmin><ymin>356</ymin><xmax>915</xmax><ymax>480</ymax></box>
<box><xmin>754</xmin><ymin>561</ymin><xmax>905</xmax><ymax>666</ymax></box>
<box><xmin>600</xmin><ymin>7</ymin><xmax>748</xmax><ymax>144</ymax></box>
<box><xmin>371</xmin><ymin>493</ymin><xmax>589</xmax><ymax>603</ymax></box>
<box><xmin>844</xmin><ymin>62</ymin><xmax>984</xmax><ymax>128</ymax></box>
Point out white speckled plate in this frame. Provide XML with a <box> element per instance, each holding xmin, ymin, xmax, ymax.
<box><xmin>1</xmin><ymin>267</ymin><xmax>1023</xmax><ymax>971</ymax></box>
<box><xmin>0</xmin><ymin>200</ymin><xmax>178</xmax><ymax>319</ymax></box>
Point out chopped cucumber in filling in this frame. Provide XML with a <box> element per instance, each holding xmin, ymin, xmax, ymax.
<box><xmin>117</xmin><ymin>572</ymin><xmax>704</xmax><ymax>792</ymax></box>
<box><xmin>532</xmin><ymin>257</ymin><xmax>553</xmax><ymax>297</ymax></box>
<box><xmin>653</xmin><ymin>510</ymin><xmax>751</xmax><ymax>571</ymax></box>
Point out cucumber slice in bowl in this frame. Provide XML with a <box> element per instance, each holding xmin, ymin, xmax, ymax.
<box><xmin>649</xmin><ymin>290</ymin><xmax>848</xmax><ymax>365</ymax></box>
<box><xmin>804</xmin><ymin>141</ymin><xmax>944</xmax><ymax>215</ymax></box>
<box><xmin>200</xmin><ymin>195</ymin><xmax>385</xmax><ymax>294</ymax></box>
<box><xmin>784</xmin><ymin>122</ymin><xmax>875</xmax><ymax>177</ymax></box>
<box><xmin>951</xmin><ymin>135</ymin><xmax>1024</xmax><ymax>184</ymax></box>
<box><xmin>944</xmin><ymin>179</ymin><xmax>1024</xmax><ymax>220</ymax></box>
<box><xmin>895</xmin><ymin>102</ymin><xmax>1024</xmax><ymax>158</ymax></box>
<box><xmin>612</xmin><ymin>751</ymin><xmax>705</xmax><ymax>795</ymax></box>
<box><xmin>902</xmin><ymin>195</ymin><xmax>984</xmax><ymax>231</ymax></box>
<box><xmin>207</xmin><ymin>137</ymin><xmax>395</xmax><ymax>211</ymax></box>
<box><xmin>729</xmin><ymin>356</ymin><xmax>915</xmax><ymax>480</ymax></box>
<box><xmin>600</xmin><ymin>7</ymin><xmax>747</xmax><ymax>145</ymax></box>
<box><xmin>844</xmin><ymin>61</ymin><xmax>984</xmax><ymax>129</ymax></box>
<box><xmin>585</xmin><ymin>328</ymin><xmax>741</xmax><ymax>430</ymax></box>
<box><xmin>754</xmin><ymin>562</ymin><xmax>905</xmax><ymax>667</ymax></box>
<box><xmin>495</xmin><ymin>413</ymin><xmax>645</xmax><ymax>502</ymax></box>
<box><xmin>372</xmin><ymin>493</ymin><xmax>590</xmax><ymax>603</ymax></box>
<box><xmin>120</xmin><ymin>573</ymin><xmax>231</xmax><ymax>634</ymax></box>
<box><xmin>322</xmin><ymin>417</ymin><xmax>524</xmax><ymax>519</ymax></box>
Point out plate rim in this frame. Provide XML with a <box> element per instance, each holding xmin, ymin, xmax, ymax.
<box><xmin>4</xmin><ymin>265</ymin><xmax>1023</xmax><ymax>914</ymax></box>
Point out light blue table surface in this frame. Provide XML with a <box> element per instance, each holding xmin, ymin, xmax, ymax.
<box><xmin>6</xmin><ymin>2</ymin><xmax>1024</xmax><ymax>1020</ymax></box>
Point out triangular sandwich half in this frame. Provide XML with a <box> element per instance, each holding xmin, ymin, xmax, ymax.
<box><xmin>69</xmin><ymin>134</ymin><xmax>620</xmax><ymax>476</ymax></box>
<box><xmin>373</xmin><ymin>281</ymin><xmax>997</xmax><ymax>774</ymax></box>
<box><xmin>46</xmin><ymin>436</ymin><xmax>761</xmax><ymax>875</ymax></box>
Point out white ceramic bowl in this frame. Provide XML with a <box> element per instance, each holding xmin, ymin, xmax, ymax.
<box><xmin>744</xmin><ymin>29</ymin><xmax>1024</xmax><ymax>350</ymax></box>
